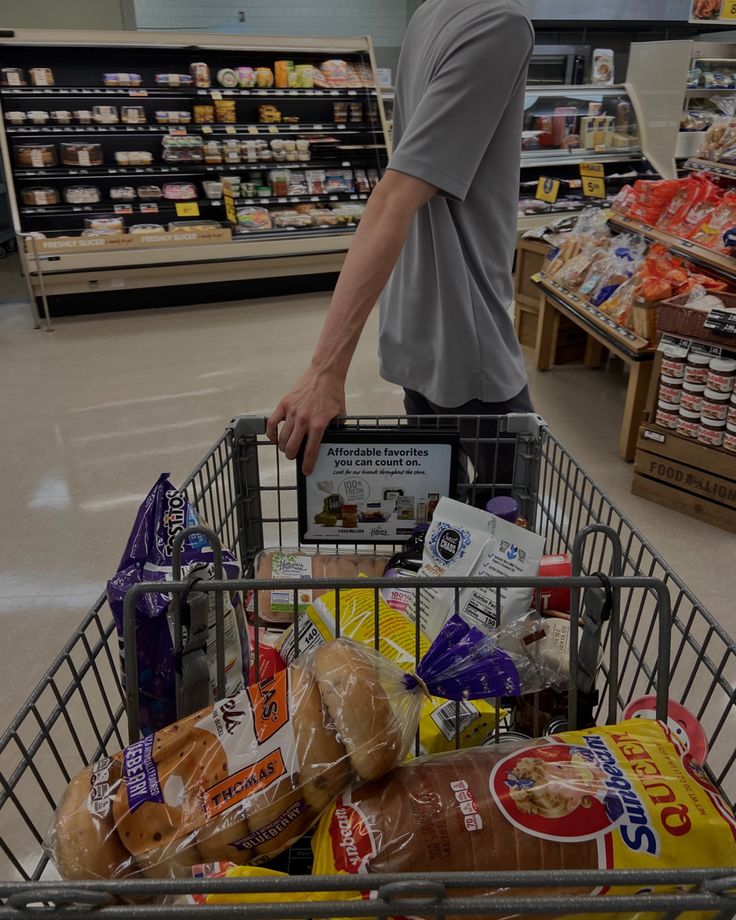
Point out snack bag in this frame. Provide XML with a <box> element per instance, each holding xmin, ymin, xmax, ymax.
<box><xmin>45</xmin><ymin>616</ymin><xmax>568</xmax><ymax>881</ymax></box>
<box><xmin>275</xmin><ymin>586</ymin><xmax>506</xmax><ymax>755</ymax></box>
<box><xmin>313</xmin><ymin>719</ymin><xmax>736</xmax><ymax>917</ymax></box>
<box><xmin>418</xmin><ymin>497</ymin><xmax>546</xmax><ymax>638</ymax></box>
<box><xmin>106</xmin><ymin>474</ymin><xmax>248</xmax><ymax>735</ymax></box>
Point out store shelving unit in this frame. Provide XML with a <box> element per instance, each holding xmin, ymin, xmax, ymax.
<box><xmin>0</xmin><ymin>29</ymin><xmax>390</xmax><ymax>317</ymax></box>
<box><xmin>676</xmin><ymin>42</ymin><xmax>736</xmax><ymax>161</ymax></box>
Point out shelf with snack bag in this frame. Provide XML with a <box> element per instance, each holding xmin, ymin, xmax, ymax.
<box><xmin>4</xmin><ymin>123</ymin><xmax>376</xmax><ymax>137</ymax></box>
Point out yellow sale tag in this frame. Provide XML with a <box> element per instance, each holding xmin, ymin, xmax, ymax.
<box><xmin>175</xmin><ymin>202</ymin><xmax>200</xmax><ymax>217</ymax></box>
<box><xmin>582</xmin><ymin>176</ymin><xmax>607</xmax><ymax>199</ymax></box>
<box><xmin>580</xmin><ymin>162</ymin><xmax>605</xmax><ymax>179</ymax></box>
<box><xmin>224</xmin><ymin>194</ymin><xmax>237</xmax><ymax>224</ymax></box>
<box><xmin>720</xmin><ymin>0</ymin><xmax>736</xmax><ymax>17</ymax></box>
<box><xmin>535</xmin><ymin>176</ymin><xmax>561</xmax><ymax>204</ymax></box>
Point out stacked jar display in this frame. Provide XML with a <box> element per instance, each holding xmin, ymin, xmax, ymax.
<box><xmin>657</xmin><ymin>344</ymin><xmax>736</xmax><ymax>452</ymax></box>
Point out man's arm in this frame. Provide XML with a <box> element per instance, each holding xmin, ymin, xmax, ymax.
<box><xmin>266</xmin><ymin>168</ymin><xmax>436</xmax><ymax>473</ymax></box>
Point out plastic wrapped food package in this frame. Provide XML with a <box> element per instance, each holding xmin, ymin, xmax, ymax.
<box><xmin>109</xmin><ymin>186</ymin><xmax>137</xmax><ymax>201</ymax></box>
<box><xmin>237</xmin><ymin>207</ymin><xmax>272</xmax><ymax>230</ymax></box>
<box><xmin>50</xmin><ymin>110</ymin><xmax>73</xmax><ymax>124</ymax></box>
<box><xmin>93</xmin><ymin>105</ymin><xmax>119</xmax><ymax>125</ymax></box>
<box><xmin>85</xmin><ymin>216</ymin><xmax>124</xmax><ymax>232</ymax></box>
<box><xmin>21</xmin><ymin>186</ymin><xmax>60</xmax><ymax>206</ymax></box>
<box><xmin>121</xmin><ymin>106</ymin><xmax>146</xmax><ymax>125</ymax></box>
<box><xmin>129</xmin><ymin>224</ymin><xmax>165</xmax><ymax>234</ymax></box>
<box><xmin>1</xmin><ymin>67</ymin><xmax>25</xmax><ymax>86</ymax></box>
<box><xmin>5</xmin><ymin>111</ymin><xmax>27</xmax><ymax>125</ymax></box>
<box><xmin>16</xmin><ymin>144</ymin><xmax>57</xmax><ymax>168</ymax></box>
<box><xmin>311</xmin><ymin>718</ymin><xmax>736</xmax><ymax>910</ymax></box>
<box><xmin>26</xmin><ymin>111</ymin><xmax>49</xmax><ymax>125</ymax></box>
<box><xmin>45</xmin><ymin>613</ymin><xmax>568</xmax><ymax>881</ymax></box>
<box><xmin>189</xmin><ymin>62</ymin><xmax>211</xmax><ymax>88</ymax></box>
<box><xmin>61</xmin><ymin>143</ymin><xmax>104</xmax><ymax>166</ymax></box>
<box><xmin>63</xmin><ymin>185</ymin><xmax>101</xmax><ymax>204</ymax></box>
<box><xmin>103</xmin><ymin>73</ymin><xmax>142</xmax><ymax>87</ymax></box>
<box><xmin>114</xmin><ymin>151</ymin><xmax>153</xmax><ymax>166</ymax></box>
<box><xmin>29</xmin><ymin>67</ymin><xmax>54</xmax><ymax>86</ymax></box>
<box><xmin>155</xmin><ymin>73</ymin><xmax>192</xmax><ymax>86</ymax></box>
<box><xmin>162</xmin><ymin>182</ymin><xmax>198</xmax><ymax>201</ymax></box>
<box><xmin>137</xmin><ymin>185</ymin><xmax>163</xmax><ymax>200</ymax></box>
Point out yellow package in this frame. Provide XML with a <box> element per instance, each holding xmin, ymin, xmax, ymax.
<box><xmin>204</xmin><ymin>865</ymin><xmax>358</xmax><ymax>905</ymax></box>
<box><xmin>312</xmin><ymin>718</ymin><xmax>736</xmax><ymax>920</ymax></box>
<box><xmin>276</xmin><ymin>585</ymin><xmax>504</xmax><ymax>755</ymax></box>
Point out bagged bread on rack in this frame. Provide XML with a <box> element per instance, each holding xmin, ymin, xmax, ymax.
<box><xmin>106</xmin><ymin>473</ymin><xmax>249</xmax><ymax>735</ymax></box>
<box><xmin>312</xmin><ymin>718</ymin><xmax>736</xmax><ymax>914</ymax></box>
<box><xmin>698</xmin><ymin>95</ymin><xmax>736</xmax><ymax>163</ymax></box>
<box><xmin>45</xmin><ymin>614</ymin><xmax>568</xmax><ymax>880</ymax></box>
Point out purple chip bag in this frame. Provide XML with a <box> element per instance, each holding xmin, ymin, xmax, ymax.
<box><xmin>107</xmin><ymin>473</ymin><xmax>247</xmax><ymax>735</ymax></box>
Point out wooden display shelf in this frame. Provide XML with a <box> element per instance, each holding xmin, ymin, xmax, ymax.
<box><xmin>533</xmin><ymin>272</ymin><xmax>655</xmax><ymax>462</ymax></box>
<box><xmin>633</xmin><ymin>422</ymin><xmax>736</xmax><ymax>535</ymax></box>
<box><xmin>608</xmin><ymin>214</ymin><xmax>736</xmax><ymax>284</ymax></box>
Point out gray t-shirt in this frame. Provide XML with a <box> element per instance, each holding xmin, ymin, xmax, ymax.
<box><xmin>379</xmin><ymin>0</ymin><xmax>534</xmax><ymax>407</ymax></box>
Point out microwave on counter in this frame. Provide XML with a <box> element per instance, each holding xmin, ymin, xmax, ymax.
<box><xmin>529</xmin><ymin>46</ymin><xmax>590</xmax><ymax>85</ymax></box>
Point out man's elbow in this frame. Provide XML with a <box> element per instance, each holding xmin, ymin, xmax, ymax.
<box><xmin>372</xmin><ymin>169</ymin><xmax>437</xmax><ymax>214</ymax></box>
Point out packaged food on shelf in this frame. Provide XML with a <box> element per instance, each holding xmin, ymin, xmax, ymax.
<box><xmin>1</xmin><ymin>67</ymin><xmax>25</xmax><ymax>86</ymax></box>
<box><xmin>237</xmin><ymin>206</ymin><xmax>272</xmax><ymax>229</ymax></box>
<box><xmin>287</xmin><ymin>171</ymin><xmax>308</xmax><ymax>195</ymax></box>
<box><xmin>189</xmin><ymin>62</ymin><xmax>211</xmax><ymax>88</ymax></box>
<box><xmin>702</xmin><ymin>388</ymin><xmax>731</xmax><ymax>421</ymax></box>
<box><xmin>26</xmin><ymin>111</ymin><xmax>49</xmax><ymax>125</ymax></box>
<box><xmin>698</xmin><ymin>98</ymin><xmax>736</xmax><ymax>164</ymax></box>
<box><xmin>168</xmin><ymin>220</ymin><xmax>221</xmax><ymax>232</ymax></box>
<box><xmin>155</xmin><ymin>73</ymin><xmax>192</xmax><ymax>86</ymax></box>
<box><xmin>724</xmin><ymin>423</ymin><xmax>736</xmax><ymax>453</ymax></box>
<box><xmin>295</xmin><ymin>64</ymin><xmax>314</xmax><ymax>88</ymax></box>
<box><xmin>707</xmin><ymin>357</ymin><xmax>736</xmax><ymax>394</ymax></box>
<box><xmin>162</xmin><ymin>182</ymin><xmax>197</xmax><ymax>200</ymax></box>
<box><xmin>353</xmin><ymin>168</ymin><xmax>370</xmax><ymax>194</ymax></box>
<box><xmin>61</xmin><ymin>142</ymin><xmax>103</xmax><ymax>166</ymax></box>
<box><xmin>308</xmin><ymin>208</ymin><xmax>339</xmax><ymax>226</ymax></box>
<box><xmin>202</xmin><ymin>140</ymin><xmax>222</xmax><ymax>164</ymax></box>
<box><xmin>656</xmin><ymin>402</ymin><xmax>680</xmax><ymax>429</ymax></box>
<box><xmin>698</xmin><ymin>417</ymin><xmax>726</xmax><ymax>446</ymax></box>
<box><xmin>324</xmin><ymin>169</ymin><xmax>355</xmax><ymax>193</ymax></box>
<box><xmin>21</xmin><ymin>187</ymin><xmax>60</xmax><ymax>206</ymax></box>
<box><xmin>193</xmin><ymin>104</ymin><xmax>214</xmax><ymax>124</ymax></box>
<box><xmin>120</xmin><ymin>106</ymin><xmax>146</xmax><ymax>125</ymax></box>
<box><xmin>216</xmin><ymin>68</ymin><xmax>238</xmax><ymax>89</ymax></box>
<box><xmin>63</xmin><ymin>185</ymin><xmax>101</xmax><ymax>204</ymax></box>
<box><xmin>273</xmin><ymin>211</ymin><xmax>312</xmax><ymax>228</ymax></box>
<box><xmin>274</xmin><ymin>60</ymin><xmax>293</xmax><ymax>89</ymax></box>
<box><xmin>114</xmin><ymin>150</ymin><xmax>152</xmax><ymax>166</ymax></box>
<box><xmin>592</xmin><ymin>48</ymin><xmax>615</xmax><ymax>85</ymax></box>
<box><xmin>222</xmin><ymin>139</ymin><xmax>240</xmax><ymax>164</ymax></box>
<box><xmin>103</xmin><ymin>73</ymin><xmax>142</xmax><ymax>87</ymax></box>
<box><xmin>350</xmin><ymin>102</ymin><xmax>364</xmax><ymax>123</ymax></box>
<box><xmin>29</xmin><ymin>67</ymin><xmax>54</xmax><ymax>86</ymax></box>
<box><xmin>237</xmin><ymin>67</ymin><xmax>256</xmax><ymax>88</ymax></box>
<box><xmin>333</xmin><ymin>101</ymin><xmax>348</xmax><ymax>124</ymax></box>
<box><xmin>161</xmin><ymin>136</ymin><xmax>203</xmax><ymax>163</ymax></box>
<box><xmin>109</xmin><ymin>186</ymin><xmax>137</xmax><ymax>201</ymax></box>
<box><xmin>269</xmin><ymin>169</ymin><xmax>290</xmax><ymax>197</ymax></box>
<box><xmin>255</xmin><ymin>67</ymin><xmax>274</xmax><ymax>88</ymax></box>
<box><xmin>92</xmin><ymin>105</ymin><xmax>119</xmax><ymax>125</ymax></box>
<box><xmin>258</xmin><ymin>104</ymin><xmax>281</xmax><ymax>124</ymax></box>
<box><xmin>202</xmin><ymin>180</ymin><xmax>222</xmax><ymax>199</ymax></box>
<box><xmin>73</xmin><ymin>110</ymin><xmax>93</xmax><ymax>124</ymax></box>
<box><xmin>214</xmin><ymin>99</ymin><xmax>236</xmax><ymax>124</ymax></box>
<box><xmin>81</xmin><ymin>228</ymin><xmax>121</xmax><ymax>237</ymax></box>
<box><xmin>50</xmin><ymin>110</ymin><xmax>72</xmax><ymax>124</ymax></box>
<box><xmin>16</xmin><ymin>145</ymin><xmax>58</xmax><ymax>168</ymax></box>
<box><xmin>85</xmin><ymin>216</ymin><xmax>124</xmax><ymax>232</ymax></box>
<box><xmin>4</xmin><ymin>111</ymin><xmax>27</xmax><ymax>125</ymax></box>
<box><xmin>137</xmin><ymin>185</ymin><xmax>163</xmax><ymax>200</ymax></box>
<box><xmin>129</xmin><ymin>224</ymin><xmax>165</xmax><ymax>234</ymax></box>
<box><xmin>689</xmin><ymin>192</ymin><xmax>736</xmax><ymax>252</ymax></box>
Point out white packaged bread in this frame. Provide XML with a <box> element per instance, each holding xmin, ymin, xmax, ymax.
<box><xmin>45</xmin><ymin>638</ymin><xmax>419</xmax><ymax>880</ymax></box>
<box><xmin>251</xmin><ymin>549</ymin><xmax>388</xmax><ymax>624</ymax></box>
<box><xmin>313</xmin><ymin>719</ymin><xmax>736</xmax><ymax>910</ymax></box>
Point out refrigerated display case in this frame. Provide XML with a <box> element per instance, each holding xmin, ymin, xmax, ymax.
<box><xmin>0</xmin><ymin>29</ymin><xmax>390</xmax><ymax>317</ymax></box>
<box><xmin>679</xmin><ymin>41</ymin><xmax>736</xmax><ymax>161</ymax></box>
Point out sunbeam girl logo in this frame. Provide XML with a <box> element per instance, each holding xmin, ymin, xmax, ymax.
<box><xmin>490</xmin><ymin>738</ymin><xmax>659</xmax><ymax>855</ymax></box>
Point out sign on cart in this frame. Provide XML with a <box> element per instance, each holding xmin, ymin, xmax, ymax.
<box><xmin>298</xmin><ymin>428</ymin><xmax>458</xmax><ymax>543</ymax></box>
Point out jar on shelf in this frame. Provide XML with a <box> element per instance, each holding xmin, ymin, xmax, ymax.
<box><xmin>660</xmin><ymin>345</ymin><xmax>687</xmax><ymax>379</ymax></box>
<box><xmin>701</xmin><ymin>388</ymin><xmax>731</xmax><ymax>422</ymax></box>
<box><xmin>684</xmin><ymin>351</ymin><xmax>712</xmax><ymax>386</ymax></box>
<box><xmin>680</xmin><ymin>380</ymin><xmax>706</xmax><ymax>415</ymax></box>
<box><xmin>697</xmin><ymin>418</ymin><xmax>726</xmax><ymax>448</ymax></box>
<box><xmin>707</xmin><ymin>357</ymin><xmax>736</xmax><ymax>395</ymax></box>
<box><xmin>655</xmin><ymin>402</ymin><xmax>679</xmax><ymax>430</ymax></box>
<box><xmin>677</xmin><ymin>408</ymin><xmax>701</xmax><ymax>439</ymax></box>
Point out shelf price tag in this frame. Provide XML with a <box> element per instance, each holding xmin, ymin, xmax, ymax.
<box><xmin>719</xmin><ymin>0</ymin><xmax>736</xmax><ymax>17</ymax></box>
<box><xmin>211</xmin><ymin>90</ymin><xmax>223</xmax><ymax>100</ymax></box>
<box><xmin>202</xmin><ymin>125</ymin><xmax>213</xmax><ymax>134</ymax></box>
<box><xmin>140</xmin><ymin>203</ymin><xmax>159</xmax><ymax>213</ymax></box>
<box><xmin>580</xmin><ymin>162</ymin><xmax>606</xmax><ymax>199</ymax></box>
<box><xmin>114</xmin><ymin>204</ymin><xmax>133</xmax><ymax>214</ymax></box>
<box><xmin>224</xmin><ymin>193</ymin><xmax>237</xmax><ymax>224</ymax></box>
<box><xmin>225</xmin><ymin>125</ymin><xmax>237</xmax><ymax>135</ymax></box>
<box><xmin>535</xmin><ymin>176</ymin><xmax>561</xmax><ymax>204</ymax></box>
<box><xmin>175</xmin><ymin>202</ymin><xmax>200</xmax><ymax>217</ymax></box>
<box><xmin>268</xmin><ymin>126</ymin><xmax>279</xmax><ymax>134</ymax></box>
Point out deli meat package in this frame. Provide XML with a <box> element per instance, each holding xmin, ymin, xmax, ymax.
<box><xmin>313</xmin><ymin>718</ymin><xmax>736</xmax><ymax>911</ymax></box>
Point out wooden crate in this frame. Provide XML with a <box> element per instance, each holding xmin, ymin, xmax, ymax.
<box><xmin>632</xmin><ymin>421</ymin><xmax>736</xmax><ymax>534</ymax></box>
<box><xmin>514</xmin><ymin>239</ymin><xmax>586</xmax><ymax>362</ymax></box>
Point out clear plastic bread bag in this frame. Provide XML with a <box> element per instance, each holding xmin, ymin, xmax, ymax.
<box><xmin>698</xmin><ymin>95</ymin><xmax>736</xmax><ymax>163</ymax></box>
<box><xmin>44</xmin><ymin>614</ymin><xmax>567</xmax><ymax>881</ymax></box>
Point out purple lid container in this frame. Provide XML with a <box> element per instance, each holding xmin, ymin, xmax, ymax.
<box><xmin>485</xmin><ymin>496</ymin><xmax>520</xmax><ymax>523</ymax></box>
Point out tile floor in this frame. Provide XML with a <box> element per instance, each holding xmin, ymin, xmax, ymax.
<box><xmin>1</xmin><ymin>253</ymin><xmax>735</xmax><ymax>724</ymax></box>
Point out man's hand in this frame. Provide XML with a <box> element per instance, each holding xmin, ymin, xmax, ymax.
<box><xmin>266</xmin><ymin>365</ymin><xmax>346</xmax><ymax>474</ymax></box>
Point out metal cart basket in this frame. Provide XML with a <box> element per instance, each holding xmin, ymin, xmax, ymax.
<box><xmin>1</xmin><ymin>413</ymin><xmax>735</xmax><ymax>918</ymax></box>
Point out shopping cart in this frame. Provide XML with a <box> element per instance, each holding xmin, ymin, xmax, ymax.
<box><xmin>1</xmin><ymin>414</ymin><xmax>735</xmax><ymax>918</ymax></box>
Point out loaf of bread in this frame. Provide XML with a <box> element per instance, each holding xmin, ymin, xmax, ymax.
<box><xmin>253</xmin><ymin>550</ymin><xmax>389</xmax><ymax>624</ymax></box>
<box><xmin>47</xmin><ymin>637</ymin><xmax>410</xmax><ymax>879</ymax></box>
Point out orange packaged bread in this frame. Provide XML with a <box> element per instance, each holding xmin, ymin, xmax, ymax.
<box><xmin>313</xmin><ymin>718</ymin><xmax>736</xmax><ymax>912</ymax></box>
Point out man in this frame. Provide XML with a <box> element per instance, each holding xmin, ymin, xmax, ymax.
<box><xmin>268</xmin><ymin>0</ymin><xmax>535</xmax><ymax>480</ymax></box>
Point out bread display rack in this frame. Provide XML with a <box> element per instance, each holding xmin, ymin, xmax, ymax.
<box><xmin>0</xmin><ymin>28</ymin><xmax>390</xmax><ymax>320</ymax></box>
<box><xmin>1</xmin><ymin>412</ymin><xmax>735</xmax><ymax>915</ymax></box>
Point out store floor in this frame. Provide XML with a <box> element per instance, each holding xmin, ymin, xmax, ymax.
<box><xmin>1</xmin><ymin>254</ymin><xmax>734</xmax><ymax>722</ymax></box>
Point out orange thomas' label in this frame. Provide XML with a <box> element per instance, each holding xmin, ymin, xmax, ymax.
<box><xmin>247</xmin><ymin>670</ymin><xmax>289</xmax><ymax>744</ymax></box>
<box><xmin>203</xmin><ymin>749</ymin><xmax>287</xmax><ymax>818</ymax></box>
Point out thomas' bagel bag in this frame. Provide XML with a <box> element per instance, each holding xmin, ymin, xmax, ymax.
<box><xmin>45</xmin><ymin>616</ymin><xmax>567</xmax><ymax>880</ymax></box>
<box><xmin>106</xmin><ymin>473</ymin><xmax>249</xmax><ymax>735</ymax></box>
<box><xmin>313</xmin><ymin>719</ymin><xmax>736</xmax><ymax>918</ymax></box>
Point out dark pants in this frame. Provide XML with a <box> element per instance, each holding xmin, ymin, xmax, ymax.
<box><xmin>403</xmin><ymin>385</ymin><xmax>534</xmax><ymax>507</ymax></box>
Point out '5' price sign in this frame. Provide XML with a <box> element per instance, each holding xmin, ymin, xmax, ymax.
<box><xmin>580</xmin><ymin>162</ymin><xmax>606</xmax><ymax>199</ymax></box>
